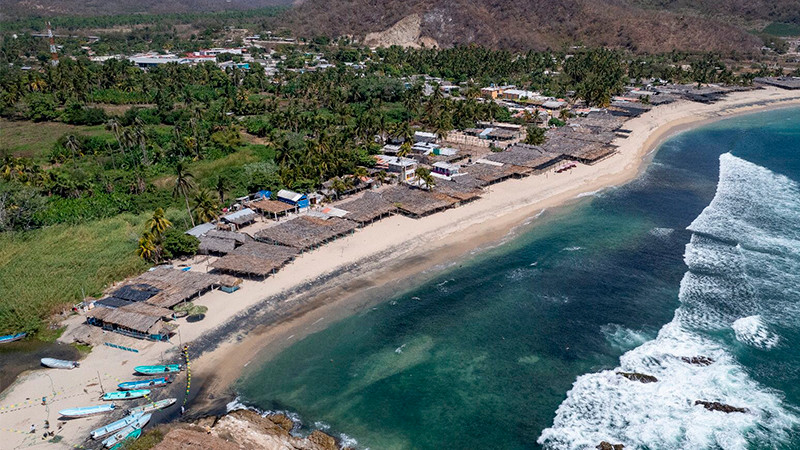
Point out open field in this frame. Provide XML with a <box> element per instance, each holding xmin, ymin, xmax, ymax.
<box><xmin>1</xmin><ymin>119</ymin><xmax>113</xmax><ymax>159</ymax></box>
<box><xmin>0</xmin><ymin>213</ymin><xmax>152</xmax><ymax>334</ymax></box>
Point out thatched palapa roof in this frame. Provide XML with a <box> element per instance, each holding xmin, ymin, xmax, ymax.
<box><xmin>486</xmin><ymin>144</ymin><xmax>565</xmax><ymax>170</ymax></box>
<box><xmin>88</xmin><ymin>306</ymin><xmax>167</xmax><ymax>334</ymax></box>
<box><xmin>199</xmin><ymin>236</ymin><xmax>237</xmax><ymax>255</ymax></box>
<box><xmin>337</xmin><ymin>191</ymin><xmax>397</xmax><ymax>224</ymax></box>
<box><xmin>255</xmin><ymin>216</ymin><xmax>357</xmax><ymax>250</ymax></box>
<box><xmin>463</xmin><ymin>162</ymin><xmax>530</xmax><ymax>185</ymax></box>
<box><xmin>380</xmin><ymin>185</ymin><xmax>459</xmax><ymax>217</ymax></box>
<box><xmin>125</xmin><ymin>268</ymin><xmax>223</xmax><ymax>309</ymax></box>
<box><xmin>434</xmin><ymin>177</ymin><xmax>483</xmax><ymax>201</ymax></box>
<box><xmin>247</xmin><ymin>198</ymin><xmax>296</xmax><ymax>214</ymax></box>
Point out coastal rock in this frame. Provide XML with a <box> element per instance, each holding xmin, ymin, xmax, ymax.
<box><xmin>308</xmin><ymin>430</ymin><xmax>338</xmax><ymax>450</ymax></box>
<box><xmin>267</xmin><ymin>413</ymin><xmax>294</xmax><ymax>433</ymax></box>
<box><xmin>153</xmin><ymin>427</ymin><xmax>239</xmax><ymax>450</ymax></box>
<box><xmin>694</xmin><ymin>400</ymin><xmax>748</xmax><ymax>413</ymax></box>
<box><xmin>597</xmin><ymin>442</ymin><xmax>625</xmax><ymax>450</ymax></box>
<box><xmin>153</xmin><ymin>409</ymin><xmax>342</xmax><ymax>450</ymax></box>
<box><xmin>681</xmin><ymin>356</ymin><xmax>714</xmax><ymax>366</ymax></box>
<box><xmin>616</xmin><ymin>372</ymin><xmax>658</xmax><ymax>383</ymax></box>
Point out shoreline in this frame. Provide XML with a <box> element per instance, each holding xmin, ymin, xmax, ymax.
<box><xmin>2</xmin><ymin>86</ymin><xmax>800</xmax><ymax>448</ymax></box>
<box><xmin>190</xmin><ymin>87</ymin><xmax>800</xmax><ymax>408</ymax></box>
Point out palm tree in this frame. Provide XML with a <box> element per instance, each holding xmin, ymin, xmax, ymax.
<box><xmin>330</xmin><ymin>177</ymin><xmax>347</xmax><ymax>199</ymax></box>
<box><xmin>173</xmin><ymin>163</ymin><xmax>196</xmax><ymax>227</ymax></box>
<box><xmin>215</xmin><ymin>176</ymin><xmax>228</xmax><ymax>204</ymax></box>
<box><xmin>136</xmin><ymin>232</ymin><xmax>159</xmax><ymax>263</ymax></box>
<box><xmin>415</xmin><ymin>167</ymin><xmax>436</xmax><ymax>190</ymax></box>
<box><xmin>146</xmin><ymin>207</ymin><xmax>172</xmax><ymax>238</ymax></box>
<box><xmin>397</xmin><ymin>141</ymin><xmax>412</xmax><ymax>158</ymax></box>
<box><xmin>353</xmin><ymin>166</ymin><xmax>369</xmax><ymax>184</ymax></box>
<box><xmin>64</xmin><ymin>135</ymin><xmax>80</xmax><ymax>168</ymax></box>
<box><xmin>192</xmin><ymin>189</ymin><xmax>220</xmax><ymax>224</ymax></box>
<box><xmin>374</xmin><ymin>170</ymin><xmax>388</xmax><ymax>186</ymax></box>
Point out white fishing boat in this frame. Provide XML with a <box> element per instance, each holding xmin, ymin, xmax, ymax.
<box><xmin>90</xmin><ymin>413</ymin><xmax>143</xmax><ymax>439</ymax></box>
<box><xmin>41</xmin><ymin>358</ymin><xmax>79</xmax><ymax>369</ymax></box>
<box><xmin>58</xmin><ymin>403</ymin><xmax>116</xmax><ymax>417</ymax></box>
<box><xmin>101</xmin><ymin>414</ymin><xmax>150</xmax><ymax>448</ymax></box>
<box><xmin>126</xmin><ymin>397</ymin><xmax>176</xmax><ymax>415</ymax></box>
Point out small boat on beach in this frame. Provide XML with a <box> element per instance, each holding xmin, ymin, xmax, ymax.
<box><xmin>0</xmin><ymin>332</ymin><xmax>26</xmax><ymax>344</ymax></box>
<box><xmin>134</xmin><ymin>364</ymin><xmax>181</xmax><ymax>375</ymax></box>
<box><xmin>101</xmin><ymin>414</ymin><xmax>150</xmax><ymax>448</ymax></box>
<box><xmin>59</xmin><ymin>403</ymin><xmax>116</xmax><ymax>418</ymax></box>
<box><xmin>126</xmin><ymin>398</ymin><xmax>176</xmax><ymax>415</ymax></box>
<box><xmin>41</xmin><ymin>357</ymin><xmax>79</xmax><ymax>369</ymax></box>
<box><xmin>90</xmin><ymin>413</ymin><xmax>143</xmax><ymax>439</ymax></box>
<box><xmin>102</xmin><ymin>389</ymin><xmax>150</xmax><ymax>401</ymax></box>
<box><xmin>118</xmin><ymin>376</ymin><xmax>171</xmax><ymax>390</ymax></box>
<box><xmin>109</xmin><ymin>428</ymin><xmax>142</xmax><ymax>450</ymax></box>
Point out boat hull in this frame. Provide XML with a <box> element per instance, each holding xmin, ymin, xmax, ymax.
<box><xmin>90</xmin><ymin>413</ymin><xmax>143</xmax><ymax>439</ymax></box>
<box><xmin>118</xmin><ymin>377</ymin><xmax>169</xmax><ymax>390</ymax></box>
<box><xmin>102</xmin><ymin>389</ymin><xmax>150</xmax><ymax>401</ymax></box>
<box><xmin>126</xmin><ymin>398</ymin><xmax>176</xmax><ymax>415</ymax></box>
<box><xmin>41</xmin><ymin>358</ymin><xmax>79</xmax><ymax>369</ymax></box>
<box><xmin>109</xmin><ymin>428</ymin><xmax>141</xmax><ymax>450</ymax></box>
<box><xmin>59</xmin><ymin>403</ymin><xmax>116</xmax><ymax>417</ymax></box>
<box><xmin>102</xmin><ymin>414</ymin><xmax>150</xmax><ymax>448</ymax></box>
<box><xmin>0</xmin><ymin>332</ymin><xmax>26</xmax><ymax>344</ymax></box>
<box><xmin>134</xmin><ymin>364</ymin><xmax>181</xmax><ymax>375</ymax></box>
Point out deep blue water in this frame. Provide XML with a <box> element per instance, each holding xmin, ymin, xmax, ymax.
<box><xmin>237</xmin><ymin>107</ymin><xmax>800</xmax><ymax>449</ymax></box>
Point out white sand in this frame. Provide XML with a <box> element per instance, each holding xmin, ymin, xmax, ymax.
<box><xmin>3</xmin><ymin>86</ymin><xmax>800</xmax><ymax>448</ymax></box>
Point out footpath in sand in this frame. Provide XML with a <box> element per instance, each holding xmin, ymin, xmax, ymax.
<box><xmin>2</xmin><ymin>86</ymin><xmax>800</xmax><ymax>449</ymax></box>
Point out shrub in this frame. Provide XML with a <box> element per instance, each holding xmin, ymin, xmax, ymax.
<box><xmin>161</xmin><ymin>228</ymin><xmax>199</xmax><ymax>260</ymax></box>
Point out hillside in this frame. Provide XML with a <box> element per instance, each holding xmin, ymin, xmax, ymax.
<box><xmin>1</xmin><ymin>0</ymin><xmax>291</xmax><ymax>19</ymax></box>
<box><xmin>3</xmin><ymin>0</ymin><xmax>799</xmax><ymax>52</ymax></box>
<box><xmin>286</xmin><ymin>0</ymin><xmax>773</xmax><ymax>53</ymax></box>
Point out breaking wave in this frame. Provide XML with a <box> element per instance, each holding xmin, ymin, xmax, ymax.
<box><xmin>539</xmin><ymin>154</ymin><xmax>800</xmax><ymax>449</ymax></box>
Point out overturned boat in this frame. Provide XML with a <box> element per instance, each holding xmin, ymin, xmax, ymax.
<box><xmin>0</xmin><ymin>332</ymin><xmax>26</xmax><ymax>344</ymax></box>
<box><xmin>41</xmin><ymin>358</ymin><xmax>79</xmax><ymax>369</ymax></box>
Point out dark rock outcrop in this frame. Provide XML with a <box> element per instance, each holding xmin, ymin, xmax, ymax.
<box><xmin>597</xmin><ymin>442</ymin><xmax>625</xmax><ymax>450</ymax></box>
<box><xmin>681</xmin><ymin>356</ymin><xmax>714</xmax><ymax>366</ymax></box>
<box><xmin>617</xmin><ymin>371</ymin><xmax>658</xmax><ymax>383</ymax></box>
<box><xmin>267</xmin><ymin>413</ymin><xmax>294</xmax><ymax>433</ymax></box>
<box><xmin>694</xmin><ymin>400</ymin><xmax>748</xmax><ymax>413</ymax></box>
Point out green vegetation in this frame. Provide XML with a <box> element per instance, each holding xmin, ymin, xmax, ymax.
<box><xmin>119</xmin><ymin>427</ymin><xmax>165</xmax><ymax>450</ymax></box>
<box><xmin>762</xmin><ymin>22</ymin><xmax>800</xmax><ymax>37</ymax></box>
<box><xmin>0</xmin><ymin>212</ymin><xmax>150</xmax><ymax>334</ymax></box>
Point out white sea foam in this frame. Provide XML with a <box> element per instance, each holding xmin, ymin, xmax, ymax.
<box><xmin>540</xmin><ymin>154</ymin><xmax>800</xmax><ymax>449</ymax></box>
<box><xmin>562</xmin><ymin>246</ymin><xmax>583</xmax><ymax>252</ymax></box>
<box><xmin>732</xmin><ymin>315</ymin><xmax>780</xmax><ymax>349</ymax></box>
<box><xmin>649</xmin><ymin>227</ymin><xmax>675</xmax><ymax>238</ymax></box>
<box><xmin>601</xmin><ymin>324</ymin><xmax>651</xmax><ymax>351</ymax></box>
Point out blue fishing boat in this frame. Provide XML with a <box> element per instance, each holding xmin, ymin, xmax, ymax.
<box><xmin>59</xmin><ymin>403</ymin><xmax>116</xmax><ymax>417</ymax></box>
<box><xmin>90</xmin><ymin>413</ymin><xmax>143</xmax><ymax>439</ymax></box>
<box><xmin>109</xmin><ymin>428</ymin><xmax>141</xmax><ymax>450</ymax></box>
<box><xmin>126</xmin><ymin>398</ymin><xmax>176</xmax><ymax>415</ymax></box>
<box><xmin>118</xmin><ymin>376</ymin><xmax>171</xmax><ymax>391</ymax></box>
<box><xmin>133</xmin><ymin>364</ymin><xmax>181</xmax><ymax>375</ymax></box>
<box><xmin>101</xmin><ymin>414</ymin><xmax>150</xmax><ymax>448</ymax></box>
<box><xmin>102</xmin><ymin>389</ymin><xmax>150</xmax><ymax>401</ymax></box>
<box><xmin>0</xmin><ymin>332</ymin><xmax>26</xmax><ymax>344</ymax></box>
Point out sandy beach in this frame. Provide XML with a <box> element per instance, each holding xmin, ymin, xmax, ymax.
<box><xmin>3</xmin><ymin>86</ymin><xmax>800</xmax><ymax>449</ymax></box>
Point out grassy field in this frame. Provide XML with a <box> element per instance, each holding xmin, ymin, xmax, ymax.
<box><xmin>1</xmin><ymin>119</ymin><xmax>114</xmax><ymax>160</ymax></box>
<box><xmin>0</xmin><ymin>212</ymin><xmax>154</xmax><ymax>335</ymax></box>
<box><xmin>763</xmin><ymin>22</ymin><xmax>800</xmax><ymax>37</ymax></box>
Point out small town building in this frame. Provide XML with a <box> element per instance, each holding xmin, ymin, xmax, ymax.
<box><xmin>414</xmin><ymin>131</ymin><xmax>438</xmax><ymax>143</ymax></box>
<box><xmin>432</xmin><ymin>161</ymin><xmax>460</xmax><ymax>177</ymax></box>
<box><xmin>277</xmin><ymin>189</ymin><xmax>310</xmax><ymax>208</ymax></box>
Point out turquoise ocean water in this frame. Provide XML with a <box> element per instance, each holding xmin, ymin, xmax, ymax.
<box><xmin>236</xmin><ymin>107</ymin><xmax>800</xmax><ymax>449</ymax></box>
